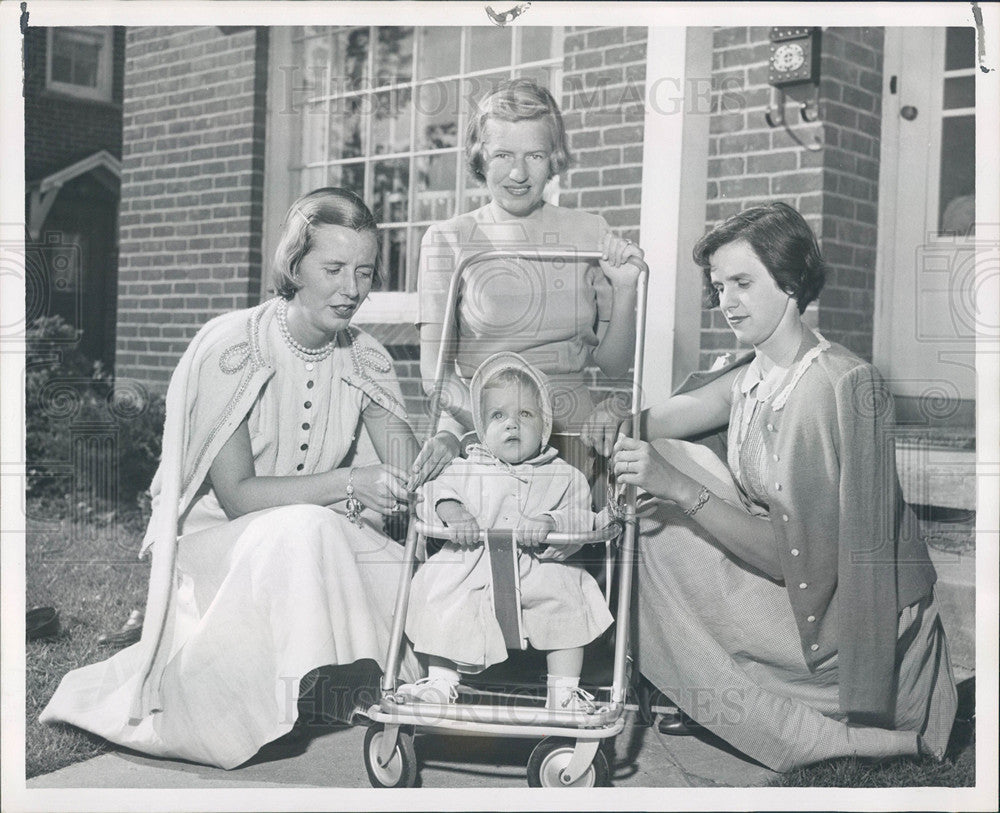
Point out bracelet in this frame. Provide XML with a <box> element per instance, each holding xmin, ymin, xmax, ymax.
<box><xmin>682</xmin><ymin>486</ymin><xmax>711</xmax><ymax>518</ymax></box>
<box><xmin>345</xmin><ymin>469</ymin><xmax>365</xmax><ymax>527</ymax></box>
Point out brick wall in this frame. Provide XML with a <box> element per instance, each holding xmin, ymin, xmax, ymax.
<box><xmin>816</xmin><ymin>28</ymin><xmax>884</xmax><ymax>359</ymax></box>
<box><xmin>24</xmin><ymin>27</ymin><xmax>126</xmax><ymax>181</ymax></box>
<box><xmin>561</xmin><ymin>26</ymin><xmax>647</xmax><ymax>240</ymax></box>
<box><xmin>115</xmin><ymin>26</ymin><xmax>268</xmax><ymax>388</ymax></box>
<box><xmin>701</xmin><ymin>26</ymin><xmax>884</xmax><ymax>368</ymax></box>
<box><xmin>560</xmin><ymin>26</ymin><xmax>647</xmax><ymax>399</ymax></box>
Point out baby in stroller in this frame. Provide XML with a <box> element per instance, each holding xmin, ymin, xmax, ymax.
<box><xmin>399</xmin><ymin>352</ymin><xmax>614</xmax><ymax>712</ymax></box>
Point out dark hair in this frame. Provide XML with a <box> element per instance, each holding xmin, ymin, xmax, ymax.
<box><xmin>692</xmin><ymin>202</ymin><xmax>826</xmax><ymax>313</ymax></box>
<box><xmin>465</xmin><ymin>79</ymin><xmax>571</xmax><ymax>184</ymax></box>
<box><xmin>271</xmin><ymin>187</ymin><xmax>381</xmax><ymax>299</ymax></box>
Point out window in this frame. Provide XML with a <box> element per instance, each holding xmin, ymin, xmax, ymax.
<box><xmin>272</xmin><ymin>26</ymin><xmax>562</xmax><ymax>310</ymax></box>
<box><xmin>46</xmin><ymin>28</ymin><xmax>113</xmax><ymax>102</ymax></box>
<box><xmin>937</xmin><ymin>26</ymin><xmax>975</xmax><ymax>237</ymax></box>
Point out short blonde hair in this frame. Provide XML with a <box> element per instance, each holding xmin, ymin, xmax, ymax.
<box><xmin>271</xmin><ymin>187</ymin><xmax>382</xmax><ymax>299</ymax></box>
<box><xmin>465</xmin><ymin>79</ymin><xmax>571</xmax><ymax>184</ymax></box>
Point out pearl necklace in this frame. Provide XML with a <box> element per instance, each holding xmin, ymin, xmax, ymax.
<box><xmin>277</xmin><ymin>298</ymin><xmax>338</xmax><ymax>363</ymax></box>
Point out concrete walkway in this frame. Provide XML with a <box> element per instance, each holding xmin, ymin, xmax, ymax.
<box><xmin>28</xmin><ymin>712</ymin><xmax>775</xmax><ymax>789</ymax></box>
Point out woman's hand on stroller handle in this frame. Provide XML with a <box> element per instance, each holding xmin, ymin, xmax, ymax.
<box><xmin>350</xmin><ymin>463</ymin><xmax>411</xmax><ymax>515</ymax></box>
<box><xmin>581</xmin><ymin>396</ymin><xmax>632</xmax><ymax>457</ymax></box>
<box><xmin>599</xmin><ymin>233</ymin><xmax>647</xmax><ymax>288</ymax></box>
<box><xmin>408</xmin><ymin>430</ymin><xmax>461</xmax><ymax>491</ymax></box>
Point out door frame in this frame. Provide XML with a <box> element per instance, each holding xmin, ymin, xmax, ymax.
<box><xmin>874</xmin><ymin>27</ymin><xmax>976</xmax><ymax>424</ymax></box>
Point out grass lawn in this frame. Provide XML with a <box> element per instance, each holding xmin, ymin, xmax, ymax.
<box><xmin>25</xmin><ymin>499</ymin><xmax>978</xmax><ymax>788</ymax></box>
<box><xmin>771</xmin><ymin>681</ymin><xmax>976</xmax><ymax>787</ymax></box>
<box><xmin>26</xmin><ymin>500</ymin><xmax>150</xmax><ymax>779</ymax></box>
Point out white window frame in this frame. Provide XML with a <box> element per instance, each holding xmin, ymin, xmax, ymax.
<box><xmin>264</xmin><ymin>26</ymin><xmax>563</xmax><ymax>324</ymax></box>
<box><xmin>45</xmin><ymin>27</ymin><xmax>113</xmax><ymax>102</ymax></box>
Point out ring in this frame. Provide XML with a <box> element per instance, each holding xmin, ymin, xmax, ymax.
<box><xmin>392</xmin><ymin>501</ymin><xmax>405</xmax><ymax>512</ymax></box>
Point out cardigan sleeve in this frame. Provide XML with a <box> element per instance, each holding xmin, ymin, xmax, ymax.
<box><xmin>834</xmin><ymin>364</ymin><xmax>900</xmax><ymax>720</ymax></box>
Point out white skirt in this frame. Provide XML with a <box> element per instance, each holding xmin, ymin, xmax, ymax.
<box><xmin>635</xmin><ymin>440</ymin><xmax>957</xmax><ymax>772</ymax></box>
<box><xmin>40</xmin><ymin>504</ymin><xmax>419</xmax><ymax>769</ymax></box>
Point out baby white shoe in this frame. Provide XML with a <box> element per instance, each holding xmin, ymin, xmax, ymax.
<box><xmin>394</xmin><ymin>676</ymin><xmax>459</xmax><ymax>705</ymax></box>
<box><xmin>547</xmin><ymin>684</ymin><xmax>598</xmax><ymax>714</ymax></box>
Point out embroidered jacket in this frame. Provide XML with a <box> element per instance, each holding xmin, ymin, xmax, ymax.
<box><xmin>129</xmin><ymin>298</ymin><xmax>406</xmax><ymax>720</ymax></box>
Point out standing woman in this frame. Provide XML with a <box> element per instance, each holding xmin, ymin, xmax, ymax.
<box><xmin>584</xmin><ymin>202</ymin><xmax>957</xmax><ymax>771</ymax></box>
<box><xmin>414</xmin><ymin>79</ymin><xmax>646</xmax><ymax>476</ymax></box>
<box><xmin>41</xmin><ymin>188</ymin><xmax>424</xmax><ymax>769</ymax></box>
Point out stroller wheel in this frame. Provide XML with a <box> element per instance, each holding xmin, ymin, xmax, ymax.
<box><xmin>527</xmin><ymin>737</ymin><xmax>610</xmax><ymax>787</ymax></box>
<box><xmin>363</xmin><ymin>724</ymin><xmax>418</xmax><ymax>788</ymax></box>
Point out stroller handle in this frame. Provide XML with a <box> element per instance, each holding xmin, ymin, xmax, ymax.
<box><xmin>429</xmin><ymin>248</ymin><xmax>612</xmax><ymax>435</ymax></box>
<box><xmin>412</xmin><ymin>520</ymin><xmax>623</xmax><ymax>547</ymax></box>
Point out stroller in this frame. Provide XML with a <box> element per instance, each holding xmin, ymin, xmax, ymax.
<box><xmin>363</xmin><ymin>249</ymin><xmax>649</xmax><ymax>787</ymax></box>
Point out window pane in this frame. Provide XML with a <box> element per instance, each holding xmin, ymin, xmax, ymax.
<box><xmin>520</xmin><ymin>28</ymin><xmax>554</xmax><ymax>63</ymax></box>
<box><xmin>378</xmin><ymin>227</ymin><xmax>407</xmax><ymax>292</ymax></box>
<box><xmin>375</xmin><ymin>27</ymin><xmax>413</xmax><ymax>86</ymax></box>
<box><xmin>332</xmin><ymin>28</ymin><xmax>370</xmax><ymax>92</ymax></box>
<box><xmin>944</xmin><ymin>27</ymin><xmax>975</xmax><ymax>71</ymax></box>
<box><xmin>938</xmin><ymin>115</ymin><xmax>975</xmax><ymax>236</ymax></box>
<box><xmin>414</xmin><ymin>153</ymin><xmax>458</xmax><ymax>221</ymax></box>
<box><xmin>371</xmin><ymin>88</ymin><xmax>413</xmax><ymax>155</ymax></box>
<box><xmin>328</xmin><ymin>96</ymin><xmax>364</xmax><ymax>160</ymax></box>
<box><xmin>943</xmin><ymin>75</ymin><xmax>975</xmax><ymax>109</ymax></box>
<box><xmin>70</xmin><ymin>41</ymin><xmax>101</xmax><ymax>87</ymax></box>
<box><xmin>51</xmin><ymin>53</ymin><xmax>73</xmax><ymax>84</ymax></box>
<box><xmin>327</xmin><ymin>162</ymin><xmax>366</xmax><ymax>197</ymax></box>
<box><xmin>52</xmin><ymin>29</ymin><xmax>104</xmax><ymax>88</ymax></box>
<box><xmin>462</xmin><ymin>184</ymin><xmax>492</xmax><ymax>213</ymax></box>
<box><xmin>462</xmin><ymin>73</ymin><xmax>508</xmax><ymax>112</ymax></box>
<box><xmin>416</xmin><ymin>27</ymin><xmax>462</xmax><ymax>79</ymax></box>
<box><xmin>467</xmin><ymin>27</ymin><xmax>512</xmax><ymax>72</ymax></box>
<box><xmin>516</xmin><ymin>64</ymin><xmax>557</xmax><ymax>89</ymax></box>
<box><xmin>301</xmin><ymin>33</ymin><xmax>333</xmax><ymax>96</ymax></box>
<box><xmin>372</xmin><ymin>159</ymin><xmax>410</xmax><ymax>223</ymax></box>
<box><xmin>416</xmin><ymin>80</ymin><xmax>459</xmax><ymax>150</ymax></box>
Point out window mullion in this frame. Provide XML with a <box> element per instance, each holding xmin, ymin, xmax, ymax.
<box><xmin>364</xmin><ymin>26</ymin><xmax>376</xmax><ymax>207</ymax></box>
<box><xmin>455</xmin><ymin>27</ymin><xmax>469</xmax><ymax>218</ymax></box>
<box><xmin>406</xmin><ymin>29</ymin><xmax>421</xmax><ymax>291</ymax></box>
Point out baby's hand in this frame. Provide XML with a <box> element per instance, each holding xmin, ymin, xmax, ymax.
<box><xmin>515</xmin><ymin>515</ymin><xmax>556</xmax><ymax>548</ymax></box>
<box><xmin>435</xmin><ymin>500</ymin><xmax>481</xmax><ymax>548</ymax></box>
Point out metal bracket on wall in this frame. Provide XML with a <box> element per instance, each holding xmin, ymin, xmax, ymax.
<box><xmin>764</xmin><ymin>87</ymin><xmax>823</xmax><ymax>152</ymax></box>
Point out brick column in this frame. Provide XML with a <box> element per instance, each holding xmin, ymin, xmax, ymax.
<box><xmin>560</xmin><ymin>27</ymin><xmax>647</xmax><ymax>240</ymax></box>
<box><xmin>816</xmin><ymin>28</ymin><xmax>884</xmax><ymax>359</ymax></box>
<box><xmin>701</xmin><ymin>26</ymin><xmax>884</xmax><ymax>368</ymax></box>
<box><xmin>115</xmin><ymin>26</ymin><xmax>268</xmax><ymax>389</ymax></box>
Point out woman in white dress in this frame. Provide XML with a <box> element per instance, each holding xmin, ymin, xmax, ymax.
<box><xmin>40</xmin><ymin>188</ymin><xmax>451</xmax><ymax>769</ymax></box>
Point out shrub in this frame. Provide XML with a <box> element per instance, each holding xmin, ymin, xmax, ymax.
<box><xmin>25</xmin><ymin>316</ymin><xmax>164</xmax><ymax>511</ymax></box>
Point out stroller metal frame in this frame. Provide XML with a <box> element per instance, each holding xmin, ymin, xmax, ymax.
<box><xmin>364</xmin><ymin>249</ymin><xmax>649</xmax><ymax>787</ymax></box>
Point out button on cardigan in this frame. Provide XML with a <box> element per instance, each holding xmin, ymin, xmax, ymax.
<box><xmin>673</xmin><ymin>337</ymin><xmax>937</xmax><ymax>718</ymax></box>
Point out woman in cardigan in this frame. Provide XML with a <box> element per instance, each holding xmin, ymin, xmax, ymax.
<box><xmin>582</xmin><ymin>202</ymin><xmax>957</xmax><ymax>771</ymax></box>
<box><xmin>40</xmin><ymin>188</ymin><xmax>430</xmax><ymax>769</ymax></box>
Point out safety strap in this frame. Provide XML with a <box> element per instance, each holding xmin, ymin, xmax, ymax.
<box><xmin>485</xmin><ymin>531</ymin><xmax>525</xmax><ymax>650</ymax></box>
